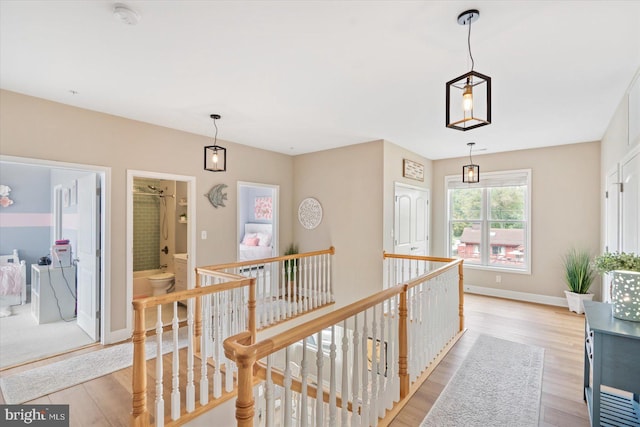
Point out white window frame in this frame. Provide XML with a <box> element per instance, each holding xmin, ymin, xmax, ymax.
<box><xmin>445</xmin><ymin>169</ymin><xmax>532</xmax><ymax>274</ymax></box>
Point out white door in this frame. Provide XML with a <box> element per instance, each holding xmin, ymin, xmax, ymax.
<box><xmin>76</xmin><ymin>173</ymin><xmax>100</xmax><ymax>340</ymax></box>
<box><xmin>621</xmin><ymin>150</ymin><xmax>640</xmax><ymax>254</ymax></box>
<box><xmin>394</xmin><ymin>184</ymin><xmax>429</xmax><ymax>256</ymax></box>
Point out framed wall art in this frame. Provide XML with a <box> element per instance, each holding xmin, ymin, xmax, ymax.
<box><xmin>403</xmin><ymin>159</ymin><xmax>424</xmax><ymax>181</ymax></box>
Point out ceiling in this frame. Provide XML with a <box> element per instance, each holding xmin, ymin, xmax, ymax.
<box><xmin>1</xmin><ymin>1</ymin><xmax>639</xmax><ymax>160</ymax></box>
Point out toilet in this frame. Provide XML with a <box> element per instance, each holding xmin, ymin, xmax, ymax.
<box><xmin>148</xmin><ymin>272</ymin><xmax>175</xmax><ymax>296</ymax></box>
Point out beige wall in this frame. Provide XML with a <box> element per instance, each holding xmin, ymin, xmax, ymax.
<box><xmin>382</xmin><ymin>141</ymin><xmax>433</xmax><ymax>253</ymax></box>
<box><xmin>0</xmin><ymin>90</ymin><xmax>294</xmax><ymax>337</ymax></box>
<box><xmin>293</xmin><ymin>141</ymin><xmax>384</xmax><ymax>306</ymax></box>
<box><xmin>432</xmin><ymin>142</ymin><xmax>601</xmax><ymax>300</ymax></box>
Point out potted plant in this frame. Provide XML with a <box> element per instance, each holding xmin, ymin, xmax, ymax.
<box><xmin>593</xmin><ymin>251</ymin><xmax>640</xmax><ymax>322</ymax></box>
<box><xmin>563</xmin><ymin>248</ymin><xmax>595</xmax><ymax>314</ymax></box>
<box><xmin>283</xmin><ymin>243</ymin><xmax>299</xmax><ymax>297</ymax></box>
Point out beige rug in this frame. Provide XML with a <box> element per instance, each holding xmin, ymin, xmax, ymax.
<box><xmin>421</xmin><ymin>334</ymin><xmax>544</xmax><ymax>427</ymax></box>
<box><xmin>0</xmin><ymin>327</ymin><xmax>188</xmax><ymax>404</ymax></box>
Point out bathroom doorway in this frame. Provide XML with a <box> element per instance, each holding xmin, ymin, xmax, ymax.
<box><xmin>126</xmin><ymin>170</ymin><xmax>196</xmax><ymax>332</ymax></box>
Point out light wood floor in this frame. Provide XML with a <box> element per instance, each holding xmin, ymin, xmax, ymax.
<box><xmin>0</xmin><ymin>294</ymin><xmax>590</xmax><ymax>426</ymax></box>
<box><xmin>389</xmin><ymin>294</ymin><xmax>590</xmax><ymax>427</ymax></box>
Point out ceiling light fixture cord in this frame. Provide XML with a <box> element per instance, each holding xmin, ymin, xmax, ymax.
<box><xmin>469</xmin><ymin>143</ymin><xmax>474</xmax><ymax>163</ymax></box>
<box><xmin>467</xmin><ymin>15</ymin><xmax>475</xmax><ymax>72</ymax></box>
<box><xmin>212</xmin><ymin>116</ymin><xmax>219</xmax><ymax>143</ymax></box>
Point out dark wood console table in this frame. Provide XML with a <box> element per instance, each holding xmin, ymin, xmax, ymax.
<box><xmin>583</xmin><ymin>301</ymin><xmax>640</xmax><ymax>427</ymax></box>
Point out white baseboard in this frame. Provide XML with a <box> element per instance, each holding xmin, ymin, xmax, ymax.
<box><xmin>464</xmin><ymin>284</ymin><xmax>567</xmax><ymax>307</ymax></box>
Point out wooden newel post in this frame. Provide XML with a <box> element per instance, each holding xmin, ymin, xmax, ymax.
<box><xmin>235</xmin><ymin>348</ymin><xmax>257</xmax><ymax>427</ymax></box>
<box><xmin>458</xmin><ymin>261</ymin><xmax>465</xmax><ymax>332</ymax></box>
<box><xmin>194</xmin><ymin>269</ymin><xmax>202</xmax><ymax>354</ymax></box>
<box><xmin>130</xmin><ymin>303</ymin><xmax>150</xmax><ymax>427</ymax></box>
<box><xmin>398</xmin><ymin>286</ymin><xmax>409</xmax><ymax>399</ymax></box>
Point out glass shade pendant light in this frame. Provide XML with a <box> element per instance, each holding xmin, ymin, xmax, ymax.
<box><xmin>462</xmin><ymin>142</ymin><xmax>480</xmax><ymax>183</ymax></box>
<box><xmin>446</xmin><ymin>9</ymin><xmax>492</xmax><ymax>131</ymax></box>
<box><xmin>204</xmin><ymin>114</ymin><xmax>227</xmax><ymax>172</ymax></box>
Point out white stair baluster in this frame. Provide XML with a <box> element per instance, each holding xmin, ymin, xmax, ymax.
<box><xmin>171</xmin><ymin>301</ymin><xmax>181</xmax><ymax>420</ymax></box>
<box><xmin>351</xmin><ymin>314</ymin><xmax>361</xmax><ymax>426</ymax></box>
<box><xmin>200</xmin><ymin>294</ymin><xmax>209</xmax><ymax>405</ymax></box>
<box><xmin>155</xmin><ymin>305</ymin><xmax>165</xmax><ymax>427</ymax></box>
<box><xmin>303</xmin><ymin>257</ymin><xmax>309</xmax><ymax>312</ymax></box>
<box><xmin>315</xmin><ymin>331</ymin><xmax>324</xmax><ymax>427</ymax></box>
<box><xmin>329</xmin><ymin>325</ymin><xmax>337</xmax><ymax>427</ymax></box>
<box><xmin>327</xmin><ymin>253</ymin><xmax>333</xmax><ymax>302</ymax></box>
<box><xmin>378</xmin><ymin>301</ymin><xmax>386</xmax><ymax>419</ymax></box>
<box><xmin>361</xmin><ymin>309</ymin><xmax>369</xmax><ymax>427</ymax></box>
<box><xmin>186</xmin><ymin>296</ymin><xmax>195</xmax><ymax>412</ymax></box>
<box><xmin>284</xmin><ymin>347</ymin><xmax>292</xmax><ymax>427</ymax></box>
<box><xmin>341</xmin><ymin>320</ymin><xmax>349</xmax><ymax>427</ymax></box>
<box><xmin>213</xmin><ymin>293</ymin><xmax>222</xmax><ymax>399</ymax></box>
<box><xmin>370</xmin><ymin>305</ymin><xmax>378</xmax><ymax>426</ymax></box>
<box><xmin>300</xmin><ymin>340</ymin><xmax>309</xmax><ymax>427</ymax></box>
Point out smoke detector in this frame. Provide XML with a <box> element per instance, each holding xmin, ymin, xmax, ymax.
<box><xmin>113</xmin><ymin>3</ymin><xmax>140</xmax><ymax>26</ymax></box>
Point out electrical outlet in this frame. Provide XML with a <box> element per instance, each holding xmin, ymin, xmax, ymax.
<box><xmin>201</xmin><ymin>230</ymin><xmax>207</xmax><ymax>240</ymax></box>
<box><xmin>496</xmin><ymin>275</ymin><xmax>502</xmax><ymax>283</ymax></box>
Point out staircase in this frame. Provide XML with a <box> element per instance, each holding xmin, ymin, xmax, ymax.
<box><xmin>129</xmin><ymin>248</ymin><xmax>464</xmax><ymax>426</ymax></box>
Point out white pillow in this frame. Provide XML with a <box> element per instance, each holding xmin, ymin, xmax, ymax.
<box><xmin>256</xmin><ymin>232</ymin><xmax>272</xmax><ymax>247</ymax></box>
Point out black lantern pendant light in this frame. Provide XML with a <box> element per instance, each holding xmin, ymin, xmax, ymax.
<box><xmin>463</xmin><ymin>142</ymin><xmax>480</xmax><ymax>183</ymax></box>
<box><xmin>446</xmin><ymin>9</ymin><xmax>491</xmax><ymax>131</ymax></box>
<box><xmin>204</xmin><ymin>114</ymin><xmax>227</xmax><ymax>172</ymax></box>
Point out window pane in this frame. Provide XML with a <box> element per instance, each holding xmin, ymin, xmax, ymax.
<box><xmin>488</xmin><ymin>222</ymin><xmax>526</xmax><ymax>268</ymax></box>
<box><xmin>450</xmin><ymin>222</ymin><xmax>482</xmax><ymax>264</ymax></box>
<box><xmin>489</xmin><ymin>186</ymin><xmax>525</xmax><ymax>221</ymax></box>
<box><xmin>450</xmin><ymin>188</ymin><xmax>482</xmax><ymax>220</ymax></box>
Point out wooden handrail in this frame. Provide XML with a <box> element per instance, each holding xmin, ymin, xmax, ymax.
<box><xmin>382</xmin><ymin>252</ymin><xmax>456</xmax><ymax>264</ymax></box>
<box><xmin>198</xmin><ymin>246</ymin><xmax>335</xmax><ymax>272</ymax></box>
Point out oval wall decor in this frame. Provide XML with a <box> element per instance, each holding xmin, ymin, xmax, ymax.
<box><xmin>298</xmin><ymin>197</ymin><xmax>323</xmax><ymax>230</ymax></box>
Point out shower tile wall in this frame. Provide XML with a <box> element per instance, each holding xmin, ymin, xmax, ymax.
<box><xmin>133</xmin><ymin>178</ymin><xmax>160</xmax><ymax>271</ymax></box>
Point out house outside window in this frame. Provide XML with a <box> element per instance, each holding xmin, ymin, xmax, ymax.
<box><xmin>446</xmin><ymin>169</ymin><xmax>531</xmax><ymax>274</ymax></box>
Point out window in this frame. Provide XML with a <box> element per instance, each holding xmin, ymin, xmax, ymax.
<box><xmin>446</xmin><ymin>169</ymin><xmax>531</xmax><ymax>273</ymax></box>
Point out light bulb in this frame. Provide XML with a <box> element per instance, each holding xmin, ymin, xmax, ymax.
<box><xmin>462</xmin><ymin>84</ymin><xmax>473</xmax><ymax>112</ymax></box>
<box><xmin>468</xmin><ymin>169</ymin><xmax>474</xmax><ymax>179</ymax></box>
<box><xmin>212</xmin><ymin>151</ymin><xmax>218</xmax><ymax>164</ymax></box>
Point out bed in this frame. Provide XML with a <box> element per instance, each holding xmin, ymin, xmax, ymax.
<box><xmin>0</xmin><ymin>249</ymin><xmax>27</xmax><ymax>317</ymax></box>
<box><xmin>239</xmin><ymin>223</ymin><xmax>274</xmax><ymax>262</ymax></box>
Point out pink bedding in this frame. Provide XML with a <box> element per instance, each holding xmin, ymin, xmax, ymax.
<box><xmin>0</xmin><ymin>264</ymin><xmax>22</xmax><ymax>296</ymax></box>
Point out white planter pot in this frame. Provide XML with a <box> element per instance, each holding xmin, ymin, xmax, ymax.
<box><xmin>611</xmin><ymin>270</ymin><xmax>640</xmax><ymax>322</ymax></box>
<box><xmin>564</xmin><ymin>291</ymin><xmax>594</xmax><ymax>314</ymax></box>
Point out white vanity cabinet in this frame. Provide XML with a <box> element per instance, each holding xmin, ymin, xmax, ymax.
<box><xmin>173</xmin><ymin>253</ymin><xmax>188</xmax><ymax>296</ymax></box>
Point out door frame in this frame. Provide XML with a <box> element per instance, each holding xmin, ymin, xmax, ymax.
<box><xmin>0</xmin><ymin>154</ymin><xmax>110</xmax><ymax>344</ymax></box>
<box><xmin>393</xmin><ymin>181</ymin><xmax>430</xmax><ymax>256</ymax></box>
<box><xmin>126</xmin><ymin>170</ymin><xmax>197</xmax><ymax>334</ymax></box>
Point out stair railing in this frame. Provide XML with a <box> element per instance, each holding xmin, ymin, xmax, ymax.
<box><xmin>224</xmin><ymin>255</ymin><xmax>464</xmax><ymax>427</ymax></box>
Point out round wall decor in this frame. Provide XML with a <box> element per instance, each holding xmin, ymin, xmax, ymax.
<box><xmin>298</xmin><ymin>197</ymin><xmax>323</xmax><ymax>230</ymax></box>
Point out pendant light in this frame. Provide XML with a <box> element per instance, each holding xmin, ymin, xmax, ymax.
<box><xmin>204</xmin><ymin>114</ymin><xmax>227</xmax><ymax>172</ymax></box>
<box><xmin>462</xmin><ymin>142</ymin><xmax>480</xmax><ymax>183</ymax></box>
<box><xmin>446</xmin><ymin>9</ymin><xmax>492</xmax><ymax>131</ymax></box>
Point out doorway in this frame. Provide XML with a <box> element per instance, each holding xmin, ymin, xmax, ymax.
<box><xmin>237</xmin><ymin>182</ymin><xmax>279</xmax><ymax>262</ymax></box>
<box><xmin>126</xmin><ymin>170</ymin><xmax>196</xmax><ymax>333</ymax></box>
<box><xmin>0</xmin><ymin>155</ymin><xmax>108</xmax><ymax>367</ymax></box>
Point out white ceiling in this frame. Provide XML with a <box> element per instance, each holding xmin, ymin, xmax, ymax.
<box><xmin>1</xmin><ymin>1</ymin><xmax>639</xmax><ymax>160</ymax></box>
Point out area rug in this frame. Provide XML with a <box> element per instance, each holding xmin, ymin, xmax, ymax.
<box><xmin>420</xmin><ymin>334</ymin><xmax>544</xmax><ymax>427</ymax></box>
<box><xmin>0</xmin><ymin>328</ymin><xmax>188</xmax><ymax>404</ymax></box>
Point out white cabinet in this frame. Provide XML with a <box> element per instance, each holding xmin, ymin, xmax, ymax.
<box><xmin>31</xmin><ymin>264</ymin><xmax>76</xmax><ymax>324</ymax></box>
<box><xmin>174</xmin><ymin>254</ymin><xmax>188</xmax><ymax>306</ymax></box>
